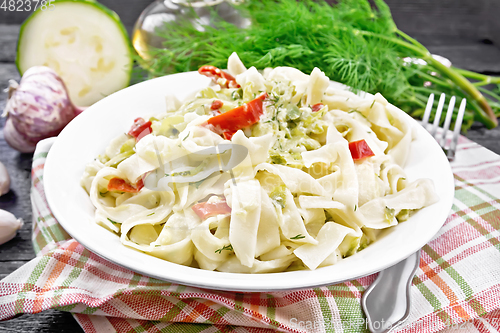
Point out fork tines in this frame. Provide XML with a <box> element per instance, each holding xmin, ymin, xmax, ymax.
<box><xmin>421</xmin><ymin>93</ymin><xmax>466</xmax><ymax>161</ymax></box>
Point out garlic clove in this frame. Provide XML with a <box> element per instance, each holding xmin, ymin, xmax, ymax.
<box><xmin>2</xmin><ymin>66</ymin><xmax>85</xmax><ymax>153</ymax></box>
<box><xmin>3</xmin><ymin>117</ymin><xmax>38</xmax><ymax>153</ymax></box>
<box><xmin>0</xmin><ymin>161</ymin><xmax>10</xmax><ymax>196</ymax></box>
<box><xmin>0</xmin><ymin>209</ymin><xmax>23</xmax><ymax>245</ymax></box>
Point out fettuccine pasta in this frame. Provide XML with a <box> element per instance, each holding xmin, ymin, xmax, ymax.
<box><xmin>81</xmin><ymin>53</ymin><xmax>438</xmax><ymax>272</ymax></box>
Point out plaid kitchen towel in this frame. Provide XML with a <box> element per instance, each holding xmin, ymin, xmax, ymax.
<box><xmin>0</xmin><ymin>135</ymin><xmax>499</xmax><ymax>333</ymax></box>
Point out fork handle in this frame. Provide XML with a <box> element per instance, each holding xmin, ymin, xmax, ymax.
<box><xmin>361</xmin><ymin>251</ymin><xmax>421</xmax><ymax>333</ymax></box>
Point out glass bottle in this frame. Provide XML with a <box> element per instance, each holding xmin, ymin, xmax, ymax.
<box><xmin>132</xmin><ymin>0</ymin><xmax>249</xmax><ymax>62</ymax></box>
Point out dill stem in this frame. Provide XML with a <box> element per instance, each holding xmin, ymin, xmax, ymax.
<box><xmin>412</xmin><ymin>94</ymin><xmax>429</xmax><ymax>108</ymax></box>
<box><xmin>356</xmin><ymin>28</ymin><xmax>498</xmax><ymax>128</ymax></box>
<box><xmin>399</xmin><ymin>91</ymin><xmax>428</xmax><ymax>108</ymax></box>
<box><xmin>473</xmin><ymin>81</ymin><xmax>498</xmax><ymax>87</ymax></box>
<box><xmin>395</xmin><ymin>29</ymin><xmax>428</xmax><ymax>52</ymax></box>
<box><xmin>455</xmin><ymin>68</ymin><xmax>500</xmax><ymax>84</ymax></box>
<box><xmin>411</xmin><ymin>86</ymin><xmax>452</xmax><ymax>97</ymax></box>
<box><xmin>423</xmin><ymin>55</ymin><xmax>498</xmax><ymax>128</ymax></box>
<box><xmin>478</xmin><ymin>87</ymin><xmax>500</xmax><ymax>102</ymax></box>
<box><xmin>415</xmin><ymin>70</ymin><xmax>452</xmax><ymax>88</ymax></box>
<box><xmin>467</xmin><ymin>99</ymin><xmax>496</xmax><ymax>127</ymax></box>
<box><xmin>490</xmin><ymin>104</ymin><xmax>500</xmax><ymax>116</ymax></box>
<box><xmin>356</xmin><ymin>29</ymin><xmax>425</xmax><ymax>55</ymax></box>
<box><xmin>403</xmin><ymin>40</ymin><xmax>498</xmax><ymax>128</ymax></box>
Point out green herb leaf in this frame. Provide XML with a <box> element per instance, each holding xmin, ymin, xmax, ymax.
<box><xmin>291</xmin><ymin>234</ymin><xmax>306</xmax><ymax>240</ymax></box>
<box><xmin>215</xmin><ymin>244</ymin><xmax>234</xmax><ymax>254</ymax></box>
<box><xmin>107</xmin><ymin>218</ymin><xmax>120</xmax><ymax>225</ymax></box>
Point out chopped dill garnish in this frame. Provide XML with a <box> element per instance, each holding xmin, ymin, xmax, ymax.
<box><xmin>215</xmin><ymin>244</ymin><xmax>233</xmax><ymax>254</ymax></box>
<box><xmin>349</xmin><ymin>110</ymin><xmax>367</xmax><ymax>119</ymax></box>
<box><xmin>147</xmin><ymin>212</ymin><xmax>155</xmax><ymax>216</ymax></box>
<box><xmin>291</xmin><ymin>234</ymin><xmax>306</xmax><ymax>240</ymax></box>
<box><xmin>107</xmin><ymin>218</ymin><xmax>119</xmax><ymax>225</ymax></box>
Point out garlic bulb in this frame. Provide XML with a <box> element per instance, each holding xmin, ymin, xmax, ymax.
<box><xmin>0</xmin><ymin>161</ymin><xmax>10</xmax><ymax>196</ymax></box>
<box><xmin>0</xmin><ymin>209</ymin><xmax>23</xmax><ymax>245</ymax></box>
<box><xmin>2</xmin><ymin>66</ymin><xmax>85</xmax><ymax>153</ymax></box>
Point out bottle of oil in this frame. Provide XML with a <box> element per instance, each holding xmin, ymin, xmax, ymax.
<box><xmin>132</xmin><ymin>0</ymin><xmax>249</xmax><ymax>67</ymax></box>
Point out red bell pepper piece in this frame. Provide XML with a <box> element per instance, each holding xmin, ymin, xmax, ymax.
<box><xmin>107</xmin><ymin>178</ymin><xmax>144</xmax><ymax>193</ymax></box>
<box><xmin>222</xmin><ymin>131</ymin><xmax>236</xmax><ymax>140</ymax></box>
<box><xmin>311</xmin><ymin>103</ymin><xmax>324</xmax><ymax>112</ymax></box>
<box><xmin>128</xmin><ymin>117</ymin><xmax>152</xmax><ymax>141</ymax></box>
<box><xmin>348</xmin><ymin>139</ymin><xmax>375</xmax><ymax>160</ymax></box>
<box><xmin>191</xmin><ymin>200</ymin><xmax>232</xmax><ymax>220</ymax></box>
<box><xmin>205</xmin><ymin>92</ymin><xmax>268</xmax><ymax>137</ymax></box>
<box><xmin>198</xmin><ymin>65</ymin><xmax>240</xmax><ymax>89</ymax></box>
<box><xmin>211</xmin><ymin>100</ymin><xmax>223</xmax><ymax>110</ymax></box>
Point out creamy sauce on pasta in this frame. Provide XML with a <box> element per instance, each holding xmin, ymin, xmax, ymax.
<box><xmin>81</xmin><ymin>53</ymin><xmax>438</xmax><ymax>272</ymax></box>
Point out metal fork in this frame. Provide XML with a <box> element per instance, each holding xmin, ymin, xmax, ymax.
<box><xmin>361</xmin><ymin>94</ymin><xmax>466</xmax><ymax>333</ymax></box>
<box><xmin>422</xmin><ymin>93</ymin><xmax>467</xmax><ymax>161</ymax></box>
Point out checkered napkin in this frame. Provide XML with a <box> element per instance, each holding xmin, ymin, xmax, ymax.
<box><xmin>1</xmin><ymin>136</ymin><xmax>500</xmax><ymax>333</ymax></box>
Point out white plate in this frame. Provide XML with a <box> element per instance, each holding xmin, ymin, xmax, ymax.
<box><xmin>44</xmin><ymin>72</ymin><xmax>455</xmax><ymax>292</ymax></box>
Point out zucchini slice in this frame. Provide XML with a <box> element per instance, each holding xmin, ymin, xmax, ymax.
<box><xmin>16</xmin><ymin>0</ymin><xmax>133</xmax><ymax>107</ymax></box>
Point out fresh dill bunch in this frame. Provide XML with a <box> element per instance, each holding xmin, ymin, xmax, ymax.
<box><xmin>140</xmin><ymin>0</ymin><xmax>499</xmax><ymax>130</ymax></box>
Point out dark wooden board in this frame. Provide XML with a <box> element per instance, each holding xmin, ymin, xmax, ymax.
<box><xmin>0</xmin><ymin>310</ymin><xmax>84</xmax><ymax>333</ymax></box>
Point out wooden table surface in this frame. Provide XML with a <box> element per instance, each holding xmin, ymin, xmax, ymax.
<box><xmin>1</xmin><ymin>1</ymin><xmax>500</xmax><ymax>331</ymax></box>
